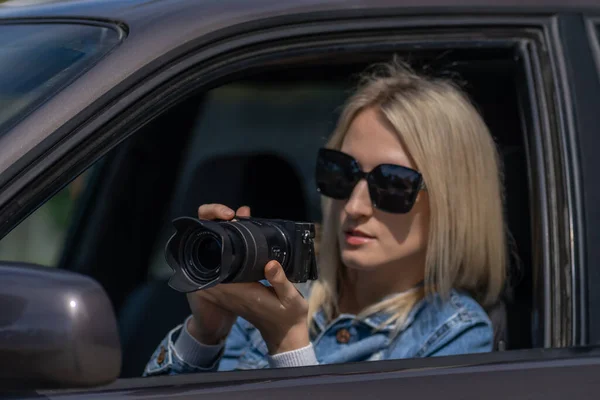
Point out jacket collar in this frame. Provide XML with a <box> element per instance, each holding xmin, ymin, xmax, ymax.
<box><xmin>312</xmin><ymin>284</ymin><xmax>429</xmax><ymax>335</ymax></box>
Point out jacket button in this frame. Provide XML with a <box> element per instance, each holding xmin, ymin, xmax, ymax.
<box><xmin>157</xmin><ymin>346</ymin><xmax>166</xmax><ymax>364</ymax></box>
<box><xmin>336</xmin><ymin>328</ymin><xmax>351</xmax><ymax>344</ymax></box>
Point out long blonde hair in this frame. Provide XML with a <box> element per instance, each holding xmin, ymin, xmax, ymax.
<box><xmin>307</xmin><ymin>59</ymin><xmax>507</xmax><ymax>331</ymax></box>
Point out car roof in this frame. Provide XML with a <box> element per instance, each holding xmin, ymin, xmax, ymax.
<box><xmin>0</xmin><ymin>0</ymin><xmax>599</xmax><ymax>26</ymax></box>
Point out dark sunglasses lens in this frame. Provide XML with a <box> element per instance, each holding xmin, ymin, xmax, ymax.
<box><xmin>368</xmin><ymin>164</ymin><xmax>422</xmax><ymax>213</ymax></box>
<box><xmin>316</xmin><ymin>150</ymin><xmax>359</xmax><ymax>199</ymax></box>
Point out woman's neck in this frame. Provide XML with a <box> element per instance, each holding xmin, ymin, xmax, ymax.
<box><xmin>338</xmin><ymin>256</ymin><xmax>425</xmax><ymax>315</ymax></box>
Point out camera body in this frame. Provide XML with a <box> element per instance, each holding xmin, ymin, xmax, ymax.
<box><xmin>165</xmin><ymin>216</ymin><xmax>318</xmax><ymax>293</ymax></box>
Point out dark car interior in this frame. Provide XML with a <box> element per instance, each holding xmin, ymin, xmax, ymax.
<box><xmin>51</xmin><ymin>45</ymin><xmax>533</xmax><ymax>378</ymax></box>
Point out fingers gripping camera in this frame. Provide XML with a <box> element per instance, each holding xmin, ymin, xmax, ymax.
<box><xmin>165</xmin><ymin>216</ymin><xmax>319</xmax><ymax>292</ymax></box>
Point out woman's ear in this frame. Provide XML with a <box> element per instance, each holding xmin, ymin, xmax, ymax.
<box><xmin>415</xmin><ymin>187</ymin><xmax>430</xmax><ymax>206</ymax></box>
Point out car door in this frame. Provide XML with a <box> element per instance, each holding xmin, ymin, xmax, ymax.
<box><xmin>2</xmin><ymin>3</ymin><xmax>600</xmax><ymax>400</ymax></box>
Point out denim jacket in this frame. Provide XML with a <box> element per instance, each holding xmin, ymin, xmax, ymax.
<box><xmin>144</xmin><ymin>289</ymin><xmax>492</xmax><ymax>375</ymax></box>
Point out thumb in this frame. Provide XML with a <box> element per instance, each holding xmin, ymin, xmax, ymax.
<box><xmin>265</xmin><ymin>260</ymin><xmax>298</xmax><ymax>306</ymax></box>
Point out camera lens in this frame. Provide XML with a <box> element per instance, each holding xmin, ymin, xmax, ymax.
<box><xmin>166</xmin><ymin>216</ymin><xmax>316</xmax><ymax>292</ymax></box>
<box><xmin>183</xmin><ymin>231</ymin><xmax>222</xmax><ymax>282</ymax></box>
<box><xmin>194</xmin><ymin>236</ymin><xmax>221</xmax><ymax>271</ymax></box>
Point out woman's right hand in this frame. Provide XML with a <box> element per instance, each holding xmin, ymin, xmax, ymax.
<box><xmin>185</xmin><ymin>203</ymin><xmax>251</xmax><ymax>345</ymax></box>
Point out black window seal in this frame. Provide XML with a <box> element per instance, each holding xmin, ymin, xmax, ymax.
<box><xmin>522</xmin><ymin>18</ymin><xmax>578</xmax><ymax>349</ymax></box>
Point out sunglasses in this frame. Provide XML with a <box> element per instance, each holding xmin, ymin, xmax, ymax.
<box><xmin>315</xmin><ymin>148</ymin><xmax>426</xmax><ymax>214</ymax></box>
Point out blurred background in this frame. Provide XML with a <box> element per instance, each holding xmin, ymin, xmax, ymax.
<box><xmin>0</xmin><ymin>175</ymin><xmax>88</xmax><ymax>266</ymax></box>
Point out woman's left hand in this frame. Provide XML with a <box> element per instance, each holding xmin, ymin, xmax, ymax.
<box><xmin>200</xmin><ymin>260</ymin><xmax>310</xmax><ymax>355</ymax></box>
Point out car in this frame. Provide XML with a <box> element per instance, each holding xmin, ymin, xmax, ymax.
<box><xmin>1</xmin><ymin>0</ymin><xmax>600</xmax><ymax>398</ymax></box>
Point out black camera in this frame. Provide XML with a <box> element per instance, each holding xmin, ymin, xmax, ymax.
<box><xmin>165</xmin><ymin>216</ymin><xmax>318</xmax><ymax>292</ymax></box>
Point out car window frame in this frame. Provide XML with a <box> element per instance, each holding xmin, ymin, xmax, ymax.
<box><xmin>0</xmin><ymin>12</ymin><xmax>580</xmax><ymax>389</ymax></box>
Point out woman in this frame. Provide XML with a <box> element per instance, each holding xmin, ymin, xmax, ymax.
<box><xmin>144</xmin><ymin>59</ymin><xmax>506</xmax><ymax>375</ymax></box>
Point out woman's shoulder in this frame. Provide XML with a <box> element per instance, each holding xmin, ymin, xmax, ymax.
<box><xmin>416</xmin><ymin>289</ymin><xmax>491</xmax><ymax>326</ymax></box>
<box><xmin>394</xmin><ymin>289</ymin><xmax>493</xmax><ymax>358</ymax></box>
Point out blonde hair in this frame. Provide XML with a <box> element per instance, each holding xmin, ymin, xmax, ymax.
<box><xmin>307</xmin><ymin>59</ymin><xmax>507</xmax><ymax>331</ymax></box>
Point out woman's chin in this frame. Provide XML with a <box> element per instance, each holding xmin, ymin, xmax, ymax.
<box><xmin>340</xmin><ymin>251</ymin><xmax>380</xmax><ymax>271</ymax></box>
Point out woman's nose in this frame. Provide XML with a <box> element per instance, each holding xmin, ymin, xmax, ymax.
<box><xmin>343</xmin><ymin>180</ymin><xmax>374</xmax><ymax>219</ymax></box>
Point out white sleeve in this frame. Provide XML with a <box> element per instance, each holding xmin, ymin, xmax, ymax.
<box><xmin>267</xmin><ymin>343</ymin><xmax>319</xmax><ymax>368</ymax></box>
<box><xmin>172</xmin><ymin>315</ymin><xmax>224</xmax><ymax>367</ymax></box>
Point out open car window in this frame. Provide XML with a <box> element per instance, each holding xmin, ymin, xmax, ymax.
<box><xmin>0</xmin><ymin>22</ymin><xmax>123</xmax><ymax>135</ymax></box>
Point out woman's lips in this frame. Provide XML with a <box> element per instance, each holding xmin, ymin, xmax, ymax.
<box><xmin>344</xmin><ymin>229</ymin><xmax>375</xmax><ymax>246</ymax></box>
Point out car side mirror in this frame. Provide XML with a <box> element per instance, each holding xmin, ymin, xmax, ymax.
<box><xmin>0</xmin><ymin>262</ymin><xmax>121</xmax><ymax>391</ymax></box>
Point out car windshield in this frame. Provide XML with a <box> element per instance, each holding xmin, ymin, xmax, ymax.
<box><xmin>0</xmin><ymin>23</ymin><xmax>122</xmax><ymax>135</ymax></box>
